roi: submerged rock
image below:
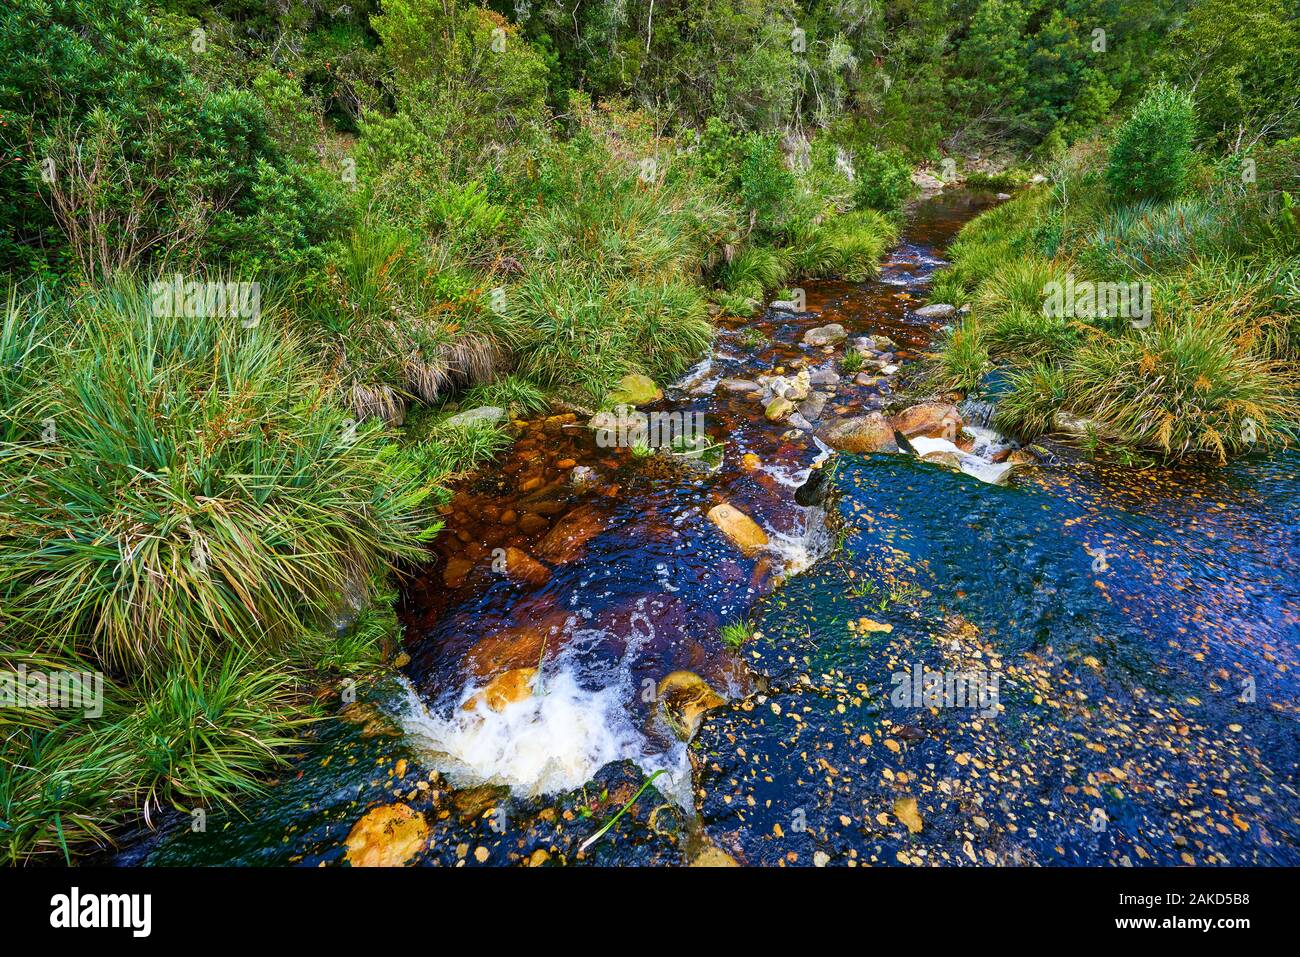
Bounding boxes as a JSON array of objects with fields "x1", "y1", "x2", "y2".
[
  {"x1": 343, "y1": 804, "x2": 428, "y2": 867},
  {"x1": 720, "y1": 378, "x2": 762, "y2": 394},
  {"x1": 463, "y1": 667, "x2": 538, "y2": 713},
  {"x1": 502, "y1": 547, "x2": 550, "y2": 585},
  {"x1": 817, "y1": 413, "x2": 899, "y2": 454},
  {"x1": 657, "y1": 671, "x2": 726, "y2": 740},
  {"x1": 535, "y1": 503, "x2": 605, "y2": 563},
  {"x1": 707, "y1": 502, "x2": 769, "y2": 555}
]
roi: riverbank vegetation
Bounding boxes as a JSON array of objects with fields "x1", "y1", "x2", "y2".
[
  {"x1": 1, "y1": 0, "x2": 1297, "y2": 860},
  {"x1": 930, "y1": 79, "x2": 1300, "y2": 460}
]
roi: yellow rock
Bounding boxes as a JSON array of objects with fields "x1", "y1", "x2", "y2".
[
  {"x1": 657, "y1": 670, "x2": 726, "y2": 740},
  {"x1": 463, "y1": 667, "x2": 538, "y2": 713},
  {"x1": 741, "y1": 453, "x2": 762, "y2": 470},
  {"x1": 707, "y1": 503, "x2": 769, "y2": 556},
  {"x1": 893, "y1": 796, "x2": 924, "y2": 834},
  {"x1": 344, "y1": 804, "x2": 428, "y2": 867},
  {"x1": 689, "y1": 843, "x2": 740, "y2": 867},
  {"x1": 857, "y1": 617, "x2": 893, "y2": 633}
]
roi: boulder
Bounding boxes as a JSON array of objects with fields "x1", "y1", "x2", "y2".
[
  {"x1": 707, "y1": 503, "x2": 769, "y2": 556},
  {"x1": 891, "y1": 402, "x2": 963, "y2": 440},
  {"x1": 921, "y1": 449, "x2": 964, "y2": 471},
  {"x1": 657, "y1": 671, "x2": 726, "y2": 740},
  {"x1": 913, "y1": 303, "x2": 957, "y2": 320},
  {"x1": 802, "y1": 323, "x2": 847, "y2": 347},
  {"x1": 809, "y1": 368, "x2": 841, "y2": 387},
  {"x1": 770, "y1": 298, "x2": 802, "y2": 313},
  {"x1": 344, "y1": 804, "x2": 428, "y2": 867},
  {"x1": 817, "y1": 413, "x2": 899, "y2": 454},
  {"x1": 444, "y1": 406, "x2": 505, "y2": 429},
  {"x1": 797, "y1": 392, "x2": 827, "y2": 422},
  {"x1": 764, "y1": 396, "x2": 794, "y2": 422},
  {"x1": 719, "y1": 378, "x2": 761, "y2": 394},
  {"x1": 1052, "y1": 411, "x2": 1098, "y2": 437},
  {"x1": 606, "y1": 373, "x2": 662, "y2": 407},
  {"x1": 912, "y1": 168, "x2": 946, "y2": 193}
]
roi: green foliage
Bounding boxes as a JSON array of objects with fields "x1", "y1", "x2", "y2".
[
  {"x1": 720, "y1": 619, "x2": 755, "y2": 650},
  {"x1": 1105, "y1": 83, "x2": 1198, "y2": 203},
  {"x1": 852, "y1": 145, "x2": 915, "y2": 213},
  {"x1": 0, "y1": 280, "x2": 435, "y2": 676},
  {"x1": 0, "y1": 0, "x2": 342, "y2": 280}
]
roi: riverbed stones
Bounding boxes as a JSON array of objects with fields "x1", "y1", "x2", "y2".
[
  {"x1": 657, "y1": 671, "x2": 726, "y2": 740},
  {"x1": 720, "y1": 378, "x2": 761, "y2": 393},
  {"x1": 809, "y1": 368, "x2": 840, "y2": 387},
  {"x1": 343, "y1": 803, "x2": 429, "y2": 867},
  {"x1": 802, "y1": 323, "x2": 847, "y2": 347},
  {"x1": 798, "y1": 392, "x2": 827, "y2": 421},
  {"x1": 817, "y1": 412, "x2": 898, "y2": 453},
  {"x1": 503, "y1": 547, "x2": 550, "y2": 585},
  {"x1": 463, "y1": 667, "x2": 538, "y2": 713},
  {"x1": 442, "y1": 556, "x2": 473, "y2": 587},
  {"x1": 764, "y1": 396, "x2": 794, "y2": 422},
  {"x1": 518, "y1": 513, "x2": 549, "y2": 535},
  {"x1": 707, "y1": 502, "x2": 769, "y2": 555},
  {"x1": 533, "y1": 503, "x2": 605, "y2": 563},
  {"x1": 913, "y1": 303, "x2": 957, "y2": 320},
  {"x1": 891, "y1": 401, "x2": 963, "y2": 440},
  {"x1": 606, "y1": 373, "x2": 662, "y2": 407}
]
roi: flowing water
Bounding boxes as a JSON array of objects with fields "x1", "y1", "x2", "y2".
[{"x1": 117, "y1": 190, "x2": 1300, "y2": 867}]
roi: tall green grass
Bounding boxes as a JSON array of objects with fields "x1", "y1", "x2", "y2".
[{"x1": 0, "y1": 281, "x2": 436, "y2": 673}]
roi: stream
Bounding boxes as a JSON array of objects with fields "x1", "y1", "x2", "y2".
[{"x1": 117, "y1": 190, "x2": 1300, "y2": 867}]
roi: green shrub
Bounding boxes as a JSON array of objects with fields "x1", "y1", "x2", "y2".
[
  {"x1": 852, "y1": 145, "x2": 915, "y2": 213},
  {"x1": 1105, "y1": 83, "x2": 1197, "y2": 203},
  {"x1": 985, "y1": 306, "x2": 1084, "y2": 364}
]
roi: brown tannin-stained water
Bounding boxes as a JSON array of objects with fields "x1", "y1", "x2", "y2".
[{"x1": 393, "y1": 191, "x2": 1001, "y2": 803}]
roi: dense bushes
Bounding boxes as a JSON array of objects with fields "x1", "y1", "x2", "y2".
[
  {"x1": 929, "y1": 96, "x2": 1300, "y2": 461},
  {"x1": 0, "y1": 0, "x2": 344, "y2": 281}
]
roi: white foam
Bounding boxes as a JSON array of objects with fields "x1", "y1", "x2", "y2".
[
  {"x1": 909, "y1": 435, "x2": 1015, "y2": 485},
  {"x1": 390, "y1": 603, "x2": 696, "y2": 807}
]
